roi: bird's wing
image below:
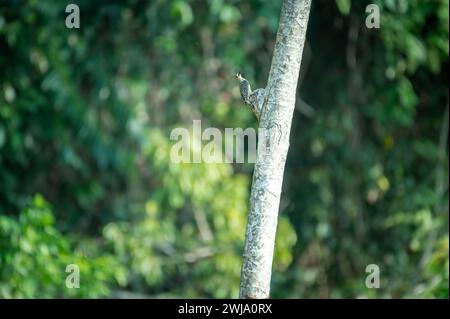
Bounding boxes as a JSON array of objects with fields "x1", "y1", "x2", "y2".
[{"x1": 239, "y1": 79, "x2": 251, "y2": 104}]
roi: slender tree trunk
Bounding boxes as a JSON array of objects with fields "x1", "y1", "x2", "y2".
[{"x1": 239, "y1": 0, "x2": 312, "y2": 299}]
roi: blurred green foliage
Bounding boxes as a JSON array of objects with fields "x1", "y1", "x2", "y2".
[
  {"x1": 0, "y1": 0, "x2": 448, "y2": 298},
  {"x1": 0, "y1": 195, "x2": 122, "y2": 297}
]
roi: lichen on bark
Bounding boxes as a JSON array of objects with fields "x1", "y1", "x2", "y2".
[{"x1": 239, "y1": 0, "x2": 312, "y2": 299}]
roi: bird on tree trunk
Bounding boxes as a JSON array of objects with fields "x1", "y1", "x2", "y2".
[{"x1": 235, "y1": 73, "x2": 266, "y2": 120}]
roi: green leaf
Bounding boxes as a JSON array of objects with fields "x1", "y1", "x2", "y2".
[
  {"x1": 171, "y1": 1, "x2": 194, "y2": 27},
  {"x1": 336, "y1": 0, "x2": 351, "y2": 15}
]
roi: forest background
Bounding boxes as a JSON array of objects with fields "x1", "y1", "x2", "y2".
[{"x1": 0, "y1": 0, "x2": 448, "y2": 298}]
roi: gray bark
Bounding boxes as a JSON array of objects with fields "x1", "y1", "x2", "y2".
[{"x1": 239, "y1": 0, "x2": 312, "y2": 299}]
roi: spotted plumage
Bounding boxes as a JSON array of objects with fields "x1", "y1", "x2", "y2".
[{"x1": 235, "y1": 73, "x2": 265, "y2": 120}]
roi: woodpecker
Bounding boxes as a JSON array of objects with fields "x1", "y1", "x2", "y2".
[{"x1": 235, "y1": 73, "x2": 265, "y2": 120}]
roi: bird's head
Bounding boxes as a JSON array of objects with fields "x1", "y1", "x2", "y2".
[{"x1": 235, "y1": 72, "x2": 244, "y2": 81}]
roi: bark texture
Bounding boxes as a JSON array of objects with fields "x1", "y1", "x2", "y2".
[{"x1": 239, "y1": 0, "x2": 312, "y2": 299}]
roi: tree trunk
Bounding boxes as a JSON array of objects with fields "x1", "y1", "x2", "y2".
[{"x1": 239, "y1": 0, "x2": 312, "y2": 299}]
